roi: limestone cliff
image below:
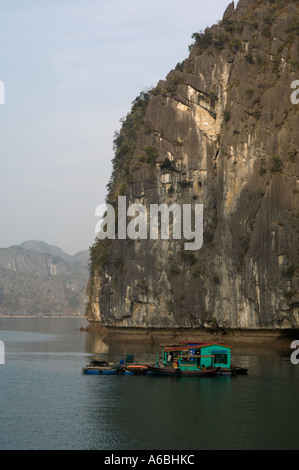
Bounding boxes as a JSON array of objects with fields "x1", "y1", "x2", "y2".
[
  {"x1": 86, "y1": 0, "x2": 299, "y2": 330},
  {"x1": 0, "y1": 245, "x2": 89, "y2": 316}
]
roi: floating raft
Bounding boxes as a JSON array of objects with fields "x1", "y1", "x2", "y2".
[
  {"x1": 82, "y1": 360, "x2": 152, "y2": 375},
  {"x1": 82, "y1": 360, "x2": 121, "y2": 375}
]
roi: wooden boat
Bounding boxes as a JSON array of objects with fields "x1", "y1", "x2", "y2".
[{"x1": 124, "y1": 364, "x2": 149, "y2": 375}]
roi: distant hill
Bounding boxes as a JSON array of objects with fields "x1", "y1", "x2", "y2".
[
  {"x1": 19, "y1": 240, "x2": 89, "y2": 267},
  {"x1": 0, "y1": 242, "x2": 90, "y2": 316}
]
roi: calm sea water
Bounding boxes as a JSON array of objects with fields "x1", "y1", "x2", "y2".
[{"x1": 0, "y1": 317, "x2": 298, "y2": 450}]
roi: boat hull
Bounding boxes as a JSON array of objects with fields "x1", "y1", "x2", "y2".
[
  {"x1": 82, "y1": 367, "x2": 120, "y2": 375},
  {"x1": 231, "y1": 367, "x2": 248, "y2": 375},
  {"x1": 215, "y1": 370, "x2": 232, "y2": 376},
  {"x1": 215, "y1": 367, "x2": 248, "y2": 376},
  {"x1": 124, "y1": 365, "x2": 149, "y2": 375},
  {"x1": 147, "y1": 365, "x2": 215, "y2": 377}
]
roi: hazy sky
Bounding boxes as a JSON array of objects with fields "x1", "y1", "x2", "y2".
[{"x1": 0, "y1": 0, "x2": 231, "y2": 254}]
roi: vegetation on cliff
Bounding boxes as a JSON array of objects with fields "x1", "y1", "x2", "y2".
[
  {"x1": 87, "y1": 0, "x2": 299, "y2": 329},
  {"x1": 107, "y1": 91, "x2": 151, "y2": 203}
]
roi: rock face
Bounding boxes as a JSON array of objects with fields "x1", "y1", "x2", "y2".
[{"x1": 87, "y1": 0, "x2": 299, "y2": 330}]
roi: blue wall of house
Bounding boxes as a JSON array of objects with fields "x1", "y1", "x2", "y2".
[{"x1": 201, "y1": 344, "x2": 231, "y2": 368}]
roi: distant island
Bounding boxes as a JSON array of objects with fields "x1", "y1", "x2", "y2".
[{"x1": 0, "y1": 240, "x2": 90, "y2": 316}]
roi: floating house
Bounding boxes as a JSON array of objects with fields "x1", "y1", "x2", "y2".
[{"x1": 148, "y1": 341, "x2": 232, "y2": 376}]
